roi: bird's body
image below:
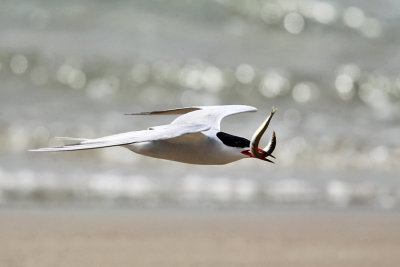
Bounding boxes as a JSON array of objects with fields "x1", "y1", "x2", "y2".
[
  {"x1": 125, "y1": 131, "x2": 245, "y2": 165},
  {"x1": 30, "y1": 105, "x2": 276, "y2": 165}
]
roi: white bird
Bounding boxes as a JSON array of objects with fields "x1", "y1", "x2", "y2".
[{"x1": 30, "y1": 105, "x2": 277, "y2": 165}]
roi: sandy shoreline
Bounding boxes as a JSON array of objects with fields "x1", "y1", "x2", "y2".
[{"x1": 1, "y1": 207, "x2": 399, "y2": 267}]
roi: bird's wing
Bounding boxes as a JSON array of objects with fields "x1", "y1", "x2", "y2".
[
  {"x1": 126, "y1": 105, "x2": 257, "y2": 131},
  {"x1": 125, "y1": 107, "x2": 201, "y2": 115},
  {"x1": 172, "y1": 105, "x2": 257, "y2": 131},
  {"x1": 29, "y1": 123, "x2": 210, "y2": 152}
]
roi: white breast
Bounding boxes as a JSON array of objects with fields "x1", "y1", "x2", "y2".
[{"x1": 124, "y1": 137, "x2": 244, "y2": 165}]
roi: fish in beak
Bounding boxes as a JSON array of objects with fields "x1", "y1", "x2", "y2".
[{"x1": 249, "y1": 107, "x2": 277, "y2": 162}]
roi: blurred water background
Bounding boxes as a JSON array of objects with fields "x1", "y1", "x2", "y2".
[{"x1": 1, "y1": 0, "x2": 400, "y2": 210}]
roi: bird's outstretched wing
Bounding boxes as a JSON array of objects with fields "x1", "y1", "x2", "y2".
[
  {"x1": 29, "y1": 123, "x2": 210, "y2": 152},
  {"x1": 126, "y1": 107, "x2": 201, "y2": 115},
  {"x1": 127, "y1": 105, "x2": 257, "y2": 131},
  {"x1": 172, "y1": 105, "x2": 257, "y2": 131}
]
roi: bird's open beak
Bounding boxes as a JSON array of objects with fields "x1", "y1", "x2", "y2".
[
  {"x1": 241, "y1": 149, "x2": 275, "y2": 163},
  {"x1": 249, "y1": 107, "x2": 277, "y2": 162}
]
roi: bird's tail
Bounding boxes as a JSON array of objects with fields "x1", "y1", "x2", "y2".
[{"x1": 29, "y1": 136, "x2": 94, "y2": 152}]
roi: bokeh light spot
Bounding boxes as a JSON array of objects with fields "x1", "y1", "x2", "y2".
[
  {"x1": 343, "y1": 7, "x2": 365, "y2": 29},
  {"x1": 259, "y1": 71, "x2": 290, "y2": 98},
  {"x1": 202, "y1": 66, "x2": 224, "y2": 93},
  {"x1": 335, "y1": 74, "x2": 354, "y2": 100},
  {"x1": 312, "y1": 2, "x2": 337, "y2": 24},
  {"x1": 10, "y1": 54, "x2": 28, "y2": 74},
  {"x1": 292, "y1": 82, "x2": 313, "y2": 103},
  {"x1": 284, "y1": 12, "x2": 305, "y2": 34},
  {"x1": 235, "y1": 64, "x2": 255, "y2": 84}
]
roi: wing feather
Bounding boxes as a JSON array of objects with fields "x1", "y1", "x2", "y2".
[
  {"x1": 125, "y1": 107, "x2": 201, "y2": 115},
  {"x1": 126, "y1": 105, "x2": 257, "y2": 131},
  {"x1": 30, "y1": 123, "x2": 210, "y2": 152},
  {"x1": 172, "y1": 105, "x2": 257, "y2": 131},
  {"x1": 32, "y1": 105, "x2": 257, "y2": 152}
]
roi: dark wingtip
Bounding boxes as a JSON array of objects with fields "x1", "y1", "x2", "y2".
[{"x1": 124, "y1": 112, "x2": 149, "y2": 115}]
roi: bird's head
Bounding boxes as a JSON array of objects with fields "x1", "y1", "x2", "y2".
[
  {"x1": 218, "y1": 107, "x2": 277, "y2": 163},
  {"x1": 216, "y1": 131, "x2": 276, "y2": 163}
]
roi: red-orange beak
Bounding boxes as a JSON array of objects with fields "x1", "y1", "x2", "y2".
[{"x1": 241, "y1": 149, "x2": 275, "y2": 163}]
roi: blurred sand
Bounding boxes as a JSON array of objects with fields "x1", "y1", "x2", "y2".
[{"x1": 0, "y1": 208, "x2": 399, "y2": 267}]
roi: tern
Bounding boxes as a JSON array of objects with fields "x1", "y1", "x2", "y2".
[{"x1": 30, "y1": 105, "x2": 277, "y2": 165}]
